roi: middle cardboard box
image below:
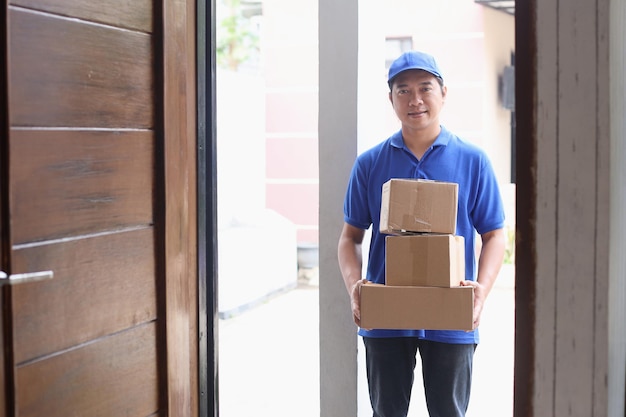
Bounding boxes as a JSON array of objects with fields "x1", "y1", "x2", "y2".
[{"x1": 385, "y1": 234, "x2": 465, "y2": 288}]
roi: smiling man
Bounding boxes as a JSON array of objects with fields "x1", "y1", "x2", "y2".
[{"x1": 337, "y1": 51, "x2": 507, "y2": 417}]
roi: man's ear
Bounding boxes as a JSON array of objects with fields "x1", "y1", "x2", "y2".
[
  {"x1": 388, "y1": 91, "x2": 393, "y2": 104},
  {"x1": 441, "y1": 85, "x2": 448, "y2": 101}
]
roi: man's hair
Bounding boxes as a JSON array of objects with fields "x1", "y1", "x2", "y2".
[{"x1": 389, "y1": 75, "x2": 445, "y2": 92}]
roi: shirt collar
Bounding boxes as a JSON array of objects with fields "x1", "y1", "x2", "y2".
[{"x1": 390, "y1": 125, "x2": 452, "y2": 149}]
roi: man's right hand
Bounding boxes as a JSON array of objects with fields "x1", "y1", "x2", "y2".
[
  {"x1": 350, "y1": 278, "x2": 368, "y2": 327},
  {"x1": 337, "y1": 222, "x2": 367, "y2": 327}
]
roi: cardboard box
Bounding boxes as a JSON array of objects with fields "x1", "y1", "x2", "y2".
[
  {"x1": 385, "y1": 234, "x2": 465, "y2": 287},
  {"x1": 379, "y1": 179, "x2": 458, "y2": 234},
  {"x1": 360, "y1": 283, "x2": 474, "y2": 331}
]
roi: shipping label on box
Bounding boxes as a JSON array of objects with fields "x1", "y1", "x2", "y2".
[
  {"x1": 385, "y1": 234, "x2": 465, "y2": 287},
  {"x1": 360, "y1": 283, "x2": 474, "y2": 331},
  {"x1": 379, "y1": 179, "x2": 458, "y2": 235}
]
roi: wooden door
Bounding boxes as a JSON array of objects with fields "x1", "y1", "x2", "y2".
[{"x1": 2, "y1": 1, "x2": 198, "y2": 416}]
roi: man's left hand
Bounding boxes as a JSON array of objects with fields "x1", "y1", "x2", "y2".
[{"x1": 460, "y1": 280, "x2": 487, "y2": 329}]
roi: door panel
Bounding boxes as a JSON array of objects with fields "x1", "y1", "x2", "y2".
[
  {"x1": 11, "y1": 228, "x2": 156, "y2": 363},
  {"x1": 10, "y1": 129, "x2": 153, "y2": 244},
  {"x1": 9, "y1": 8, "x2": 153, "y2": 128},
  {"x1": 11, "y1": 0, "x2": 153, "y2": 32},
  {"x1": 4, "y1": 1, "x2": 172, "y2": 416},
  {"x1": 15, "y1": 323, "x2": 158, "y2": 417}
]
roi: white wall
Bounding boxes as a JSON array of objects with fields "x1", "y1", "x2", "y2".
[{"x1": 482, "y1": 8, "x2": 515, "y2": 184}]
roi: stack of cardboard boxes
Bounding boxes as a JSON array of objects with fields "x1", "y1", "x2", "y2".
[{"x1": 360, "y1": 179, "x2": 474, "y2": 331}]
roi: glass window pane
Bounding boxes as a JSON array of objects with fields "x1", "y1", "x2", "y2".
[{"x1": 216, "y1": 0, "x2": 319, "y2": 415}]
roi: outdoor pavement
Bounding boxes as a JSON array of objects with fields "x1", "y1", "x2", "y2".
[{"x1": 218, "y1": 264, "x2": 515, "y2": 417}]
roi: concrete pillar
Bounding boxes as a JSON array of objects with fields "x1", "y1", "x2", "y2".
[{"x1": 318, "y1": 0, "x2": 359, "y2": 416}]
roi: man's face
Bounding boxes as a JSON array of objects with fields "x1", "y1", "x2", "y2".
[{"x1": 389, "y1": 69, "x2": 447, "y2": 134}]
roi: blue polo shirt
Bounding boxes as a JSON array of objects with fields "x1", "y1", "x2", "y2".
[{"x1": 343, "y1": 125, "x2": 505, "y2": 344}]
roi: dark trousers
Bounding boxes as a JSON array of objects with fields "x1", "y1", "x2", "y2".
[{"x1": 363, "y1": 337, "x2": 477, "y2": 417}]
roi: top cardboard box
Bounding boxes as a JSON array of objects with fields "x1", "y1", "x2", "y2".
[{"x1": 379, "y1": 179, "x2": 458, "y2": 235}]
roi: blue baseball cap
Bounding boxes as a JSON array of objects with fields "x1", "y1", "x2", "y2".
[{"x1": 387, "y1": 51, "x2": 443, "y2": 87}]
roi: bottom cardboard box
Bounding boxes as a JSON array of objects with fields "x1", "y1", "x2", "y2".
[{"x1": 360, "y1": 283, "x2": 474, "y2": 331}]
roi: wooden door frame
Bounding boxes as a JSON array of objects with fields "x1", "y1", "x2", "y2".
[
  {"x1": 512, "y1": 0, "x2": 534, "y2": 413},
  {"x1": 161, "y1": 0, "x2": 207, "y2": 416},
  {"x1": 512, "y1": 0, "x2": 533, "y2": 415}
]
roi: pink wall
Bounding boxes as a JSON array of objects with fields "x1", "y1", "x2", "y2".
[{"x1": 263, "y1": 0, "x2": 319, "y2": 245}]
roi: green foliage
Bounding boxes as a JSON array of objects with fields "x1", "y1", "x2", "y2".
[
  {"x1": 503, "y1": 226, "x2": 515, "y2": 264},
  {"x1": 216, "y1": 0, "x2": 260, "y2": 71}
]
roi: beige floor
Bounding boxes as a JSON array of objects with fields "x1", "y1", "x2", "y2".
[{"x1": 219, "y1": 264, "x2": 515, "y2": 417}]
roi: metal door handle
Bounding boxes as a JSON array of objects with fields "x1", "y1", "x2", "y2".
[{"x1": 0, "y1": 270, "x2": 53, "y2": 286}]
